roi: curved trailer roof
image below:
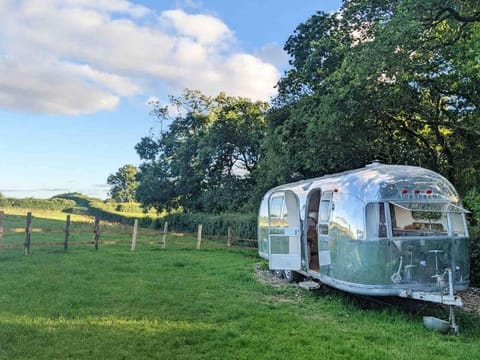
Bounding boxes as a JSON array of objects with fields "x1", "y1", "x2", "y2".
[{"x1": 265, "y1": 162, "x2": 459, "y2": 204}]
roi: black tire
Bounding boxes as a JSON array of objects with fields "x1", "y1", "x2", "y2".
[
  {"x1": 282, "y1": 270, "x2": 301, "y2": 283},
  {"x1": 272, "y1": 270, "x2": 283, "y2": 278}
]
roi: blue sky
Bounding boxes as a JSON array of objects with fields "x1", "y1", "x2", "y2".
[{"x1": 0, "y1": 0, "x2": 341, "y2": 199}]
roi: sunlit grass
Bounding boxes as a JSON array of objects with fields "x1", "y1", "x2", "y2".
[
  {"x1": 0, "y1": 314, "x2": 215, "y2": 334},
  {"x1": 1, "y1": 207, "x2": 93, "y2": 223}
]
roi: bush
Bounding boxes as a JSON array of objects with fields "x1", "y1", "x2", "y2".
[
  {"x1": 468, "y1": 226, "x2": 480, "y2": 287},
  {"x1": 156, "y1": 212, "x2": 257, "y2": 243},
  {"x1": 87, "y1": 200, "x2": 154, "y2": 227}
]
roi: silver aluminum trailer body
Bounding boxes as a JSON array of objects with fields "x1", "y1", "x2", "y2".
[{"x1": 258, "y1": 163, "x2": 469, "y2": 307}]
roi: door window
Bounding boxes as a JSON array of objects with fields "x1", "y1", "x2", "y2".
[{"x1": 318, "y1": 191, "x2": 333, "y2": 236}]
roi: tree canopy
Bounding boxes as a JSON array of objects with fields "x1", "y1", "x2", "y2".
[
  {"x1": 135, "y1": 90, "x2": 268, "y2": 213},
  {"x1": 264, "y1": 0, "x2": 480, "y2": 194},
  {"x1": 107, "y1": 164, "x2": 138, "y2": 203}
]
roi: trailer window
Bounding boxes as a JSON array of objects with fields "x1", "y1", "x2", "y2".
[
  {"x1": 269, "y1": 195, "x2": 289, "y2": 227},
  {"x1": 270, "y1": 196, "x2": 283, "y2": 220},
  {"x1": 366, "y1": 203, "x2": 387, "y2": 239},
  {"x1": 318, "y1": 199, "x2": 331, "y2": 235},
  {"x1": 390, "y1": 202, "x2": 449, "y2": 237},
  {"x1": 450, "y1": 212, "x2": 467, "y2": 236},
  {"x1": 258, "y1": 199, "x2": 269, "y2": 254}
]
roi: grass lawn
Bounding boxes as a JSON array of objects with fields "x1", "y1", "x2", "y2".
[
  {"x1": 0, "y1": 243, "x2": 479, "y2": 359},
  {"x1": 0, "y1": 210, "x2": 479, "y2": 359}
]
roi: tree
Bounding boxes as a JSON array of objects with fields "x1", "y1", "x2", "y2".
[
  {"x1": 135, "y1": 90, "x2": 268, "y2": 213},
  {"x1": 263, "y1": 0, "x2": 480, "y2": 193},
  {"x1": 107, "y1": 164, "x2": 139, "y2": 202}
]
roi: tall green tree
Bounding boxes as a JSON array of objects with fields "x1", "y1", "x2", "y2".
[
  {"x1": 135, "y1": 90, "x2": 268, "y2": 213},
  {"x1": 262, "y1": 0, "x2": 480, "y2": 193},
  {"x1": 107, "y1": 164, "x2": 139, "y2": 202}
]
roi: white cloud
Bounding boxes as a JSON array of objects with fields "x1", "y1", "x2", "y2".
[
  {"x1": 0, "y1": 0, "x2": 279, "y2": 115},
  {"x1": 162, "y1": 9, "x2": 232, "y2": 45},
  {"x1": 0, "y1": 56, "x2": 119, "y2": 115},
  {"x1": 255, "y1": 42, "x2": 290, "y2": 69}
]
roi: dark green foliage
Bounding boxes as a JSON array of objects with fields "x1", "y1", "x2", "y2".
[
  {"x1": 157, "y1": 212, "x2": 257, "y2": 242},
  {"x1": 135, "y1": 90, "x2": 267, "y2": 213},
  {"x1": 463, "y1": 190, "x2": 480, "y2": 225},
  {"x1": 468, "y1": 226, "x2": 480, "y2": 287},
  {"x1": 462, "y1": 190, "x2": 480, "y2": 286},
  {"x1": 107, "y1": 164, "x2": 138, "y2": 202},
  {"x1": 269, "y1": 0, "x2": 480, "y2": 193}
]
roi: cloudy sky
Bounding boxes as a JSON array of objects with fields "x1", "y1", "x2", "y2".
[{"x1": 0, "y1": 0, "x2": 341, "y2": 199}]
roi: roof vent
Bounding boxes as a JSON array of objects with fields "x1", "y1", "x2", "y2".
[{"x1": 366, "y1": 160, "x2": 382, "y2": 168}]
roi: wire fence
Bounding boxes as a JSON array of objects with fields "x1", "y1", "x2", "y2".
[{"x1": 0, "y1": 210, "x2": 258, "y2": 254}]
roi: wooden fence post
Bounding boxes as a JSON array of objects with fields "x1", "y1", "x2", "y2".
[
  {"x1": 24, "y1": 212, "x2": 32, "y2": 255},
  {"x1": 64, "y1": 215, "x2": 71, "y2": 251},
  {"x1": 227, "y1": 226, "x2": 232, "y2": 248},
  {"x1": 131, "y1": 219, "x2": 138, "y2": 251},
  {"x1": 93, "y1": 217, "x2": 100, "y2": 250},
  {"x1": 0, "y1": 211, "x2": 4, "y2": 245},
  {"x1": 196, "y1": 224, "x2": 203, "y2": 250},
  {"x1": 162, "y1": 221, "x2": 168, "y2": 249}
]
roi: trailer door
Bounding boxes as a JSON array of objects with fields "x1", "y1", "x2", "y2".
[{"x1": 268, "y1": 191, "x2": 301, "y2": 271}]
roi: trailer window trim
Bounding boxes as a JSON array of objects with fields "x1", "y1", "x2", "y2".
[{"x1": 389, "y1": 201, "x2": 469, "y2": 214}]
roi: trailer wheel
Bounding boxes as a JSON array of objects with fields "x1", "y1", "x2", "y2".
[
  {"x1": 283, "y1": 270, "x2": 300, "y2": 283},
  {"x1": 273, "y1": 270, "x2": 283, "y2": 278}
]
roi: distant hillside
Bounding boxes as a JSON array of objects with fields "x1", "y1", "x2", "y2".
[
  {"x1": 0, "y1": 192, "x2": 158, "y2": 227},
  {"x1": 0, "y1": 194, "x2": 76, "y2": 211},
  {"x1": 54, "y1": 193, "x2": 158, "y2": 226}
]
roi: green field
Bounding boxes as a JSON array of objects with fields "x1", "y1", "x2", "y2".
[{"x1": 0, "y1": 211, "x2": 479, "y2": 359}]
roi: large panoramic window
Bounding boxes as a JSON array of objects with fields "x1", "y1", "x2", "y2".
[
  {"x1": 392, "y1": 201, "x2": 470, "y2": 237},
  {"x1": 366, "y1": 201, "x2": 468, "y2": 238},
  {"x1": 390, "y1": 202, "x2": 448, "y2": 237}
]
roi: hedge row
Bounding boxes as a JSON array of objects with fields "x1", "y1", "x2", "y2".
[
  {"x1": 468, "y1": 226, "x2": 480, "y2": 287},
  {"x1": 0, "y1": 197, "x2": 76, "y2": 211},
  {"x1": 87, "y1": 201, "x2": 155, "y2": 228},
  {"x1": 156, "y1": 212, "x2": 257, "y2": 241}
]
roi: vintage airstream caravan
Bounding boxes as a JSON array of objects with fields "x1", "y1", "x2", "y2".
[{"x1": 258, "y1": 163, "x2": 469, "y2": 331}]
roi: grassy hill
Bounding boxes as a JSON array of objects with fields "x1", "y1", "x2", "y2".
[{"x1": 0, "y1": 192, "x2": 158, "y2": 226}]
